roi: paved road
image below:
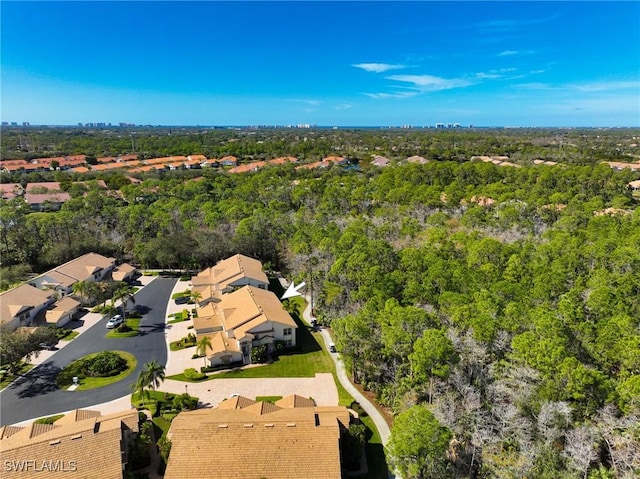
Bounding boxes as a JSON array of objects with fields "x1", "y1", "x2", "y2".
[
  {"x1": 299, "y1": 294, "x2": 392, "y2": 446},
  {"x1": 0, "y1": 278, "x2": 177, "y2": 426}
]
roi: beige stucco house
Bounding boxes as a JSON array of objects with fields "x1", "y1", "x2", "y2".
[{"x1": 194, "y1": 285, "x2": 297, "y2": 366}]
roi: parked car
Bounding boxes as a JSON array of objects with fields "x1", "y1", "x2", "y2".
[
  {"x1": 329, "y1": 343, "x2": 337, "y2": 353},
  {"x1": 106, "y1": 315, "x2": 124, "y2": 329}
]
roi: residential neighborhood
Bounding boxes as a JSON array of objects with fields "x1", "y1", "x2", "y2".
[{"x1": 0, "y1": 253, "x2": 381, "y2": 478}]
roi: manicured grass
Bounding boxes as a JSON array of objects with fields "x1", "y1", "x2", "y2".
[
  {"x1": 59, "y1": 330, "x2": 79, "y2": 341},
  {"x1": 360, "y1": 415, "x2": 389, "y2": 479},
  {"x1": 35, "y1": 414, "x2": 64, "y2": 424},
  {"x1": 0, "y1": 363, "x2": 35, "y2": 389},
  {"x1": 152, "y1": 416, "x2": 173, "y2": 439},
  {"x1": 333, "y1": 372, "x2": 355, "y2": 407},
  {"x1": 255, "y1": 396, "x2": 283, "y2": 403},
  {"x1": 169, "y1": 338, "x2": 196, "y2": 351},
  {"x1": 211, "y1": 302, "x2": 335, "y2": 379},
  {"x1": 105, "y1": 318, "x2": 140, "y2": 338},
  {"x1": 57, "y1": 350, "x2": 137, "y2": 391},
  {"x1": 166, "y1": 372, "x2": 207, "y2": 382}
]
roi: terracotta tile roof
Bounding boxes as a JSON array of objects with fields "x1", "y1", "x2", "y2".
[
  {"x1": 45, "y1": 296, "x2": 81, "y2": 324},
  {"x1": 228, "y1": 161, "x2": 266, "y2": 174},
  {"x1": 0, "y1": 408, "x2": 138, "y2": 479},
  {"x1": 25, "y1": 182, "x2": 62, "y2": 192},
  {"x1": 220, "y1": 286, "x2": 296, "y2": 331},
  {"x1": 71, "y1": 166, "x2": 90, "y2": 173},
  {"x1": 268, "y1": 156, "x2": 298, "y2": 165},
  {"x1": 111, "y1": 263, "x2": 137, "y2": 282},
  {"x1": 275, "y1": 394, "x2": 316, "y2": 408},
  {"x1": 33, "y1": 270, "x2": 77, "y2": 290},
  {"x1": 295, "y1": 160, "x2": 327, "y2": 170},
  {"x1": 217, "y1": 396, "x2": 257, "y2": 410},
  {"x1": 51, "y1": 253, "x2": 115, "y2": 283},
  {"x1": 371, "y1": 155, "x2": 390, "y2": 166},
  {"x1": 1, "y1": 183, "x2": 22, "y2": 199},
  {"x1": 0, "y1": 284, "x2": 54, "y2": 324},
  {"x1": 192, "y1": 254, "x2": 268, "y2": 291},
  {"x1": 165, "y1": 397, "x2": 347, "y2": 479},
  {"x1": 187, "y1": 154, "x2": 207, "y2": 162}
]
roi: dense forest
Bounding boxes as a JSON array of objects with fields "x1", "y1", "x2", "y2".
[{"x1": 1, "y1": 128, "x2": 640, "y2": 478}]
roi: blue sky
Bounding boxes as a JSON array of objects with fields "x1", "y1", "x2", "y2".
[{"x1": 2, "y1": 1, "x2": 639, "y2": 127}]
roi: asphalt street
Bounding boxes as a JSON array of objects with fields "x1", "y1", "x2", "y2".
[{"x1": 0, "y1": 278, "x2": 177, "y2": 426}]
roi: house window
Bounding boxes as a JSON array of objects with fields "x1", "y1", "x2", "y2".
[
  {"x1": 286, "y1": 340, "x2": 293, "y2": 347},
  {"x1": 283, "y1": 328, "x2": 292, "y2": 336}
]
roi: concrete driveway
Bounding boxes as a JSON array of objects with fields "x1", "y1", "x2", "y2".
[{"x1": 157, "y1": 373, "x2": 338, "y2": 408}]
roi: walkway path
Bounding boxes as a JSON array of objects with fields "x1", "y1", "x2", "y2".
[{"x1": 300, "y1": 294, "x2": 392, "y2": 445}]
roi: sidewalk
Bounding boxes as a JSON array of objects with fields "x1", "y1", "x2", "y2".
[{"x1": 300, "y1": 292, "x2": 392, "y2": 446}]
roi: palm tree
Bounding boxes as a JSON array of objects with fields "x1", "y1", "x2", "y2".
[
  {"x1": 71, "y1": 280, "x2": 90, "y2": 307},
  {"x1": 131, "y1": 370, "x2": 150, "y2": 406},
  {"x1": 144, "y1": 360, "x2": 166, "y2": 398},
  {"x1": 133, "y1": 360, "x2": 166, "y2": 411},
  {"x1": 190, "y1": 289, "x2": 202, "y2": 306},
  {"x1": 196, "y1": 335, "x2": 212, "y2": 367},
  {"x1": 112, "y1": 285, "x2": 136, "y2": 321}
]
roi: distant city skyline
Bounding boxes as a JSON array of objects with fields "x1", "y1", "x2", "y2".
[{"x1": 2, "y1": 1, "x2": 639, "y2": 127}]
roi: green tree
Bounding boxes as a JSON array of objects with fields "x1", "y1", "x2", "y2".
[
  {"x1": 196, "y1": 335, "x2": 212, "y2": 367},
  {"x1": 386, "y1": 404, "x2": 453, "y2": 479}
]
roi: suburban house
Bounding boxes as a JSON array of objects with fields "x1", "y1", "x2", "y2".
[
  {"x1": 219, "y1": 155, "x2": 238, "y2": 167},
  {"x1": 0, "y1": 284, "x2": 55, "y2": 329},
  {"x1": 370, "y1": 155, "x2": 390, "y2": 167},
  {"x1": 0, "y1": 408, "x2": 139, "y2": 479},
  {"x1": 190, "y1": 254, "x2": 269, "y2": 305},
  {"x1": 28, "y1": 253, "x2": 116, "y2": 295},
  {"x1": 111, "y1": 263, "x2": 138, "y2": 282},
  {"x1": 164, "y1": 395, "x2": 350, "y2": 479},
  {"x1": 193, "y1": 285, "x2": 297, "y2": 366},
  {"x1": 45, "y1": 296, "x2": 81, "y2": 327}
]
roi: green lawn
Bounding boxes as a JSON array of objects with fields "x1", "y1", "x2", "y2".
[
  {"x1": 35, "y1": 414, "x2": 64, "y2": 424},
  {"x1": 59, "y1": 330, "x2": 79, "y2": 341},
  {"x1": 105, "y1": 318, "x2": 140, "y2": 338},
  {"x1": 57, "y1": 350, "x2": 137, "y2": 391},
  {"x1": 211, "y1": 328, "x2": 334, "y2": 379},
  {"x1": 360, "y1": 415, "x2": 389, "y2": 479},
  {"x1": 255, "y1": 396, "x2": 283, "y2": 403}
]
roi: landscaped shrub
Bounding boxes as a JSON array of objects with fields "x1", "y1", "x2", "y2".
[
  {"x1": 85, "y1": 351, "x2": 127, "y2": 377},
  {"x1": 183, "y1": 368, "x2": 206, "y2": 381},
  {"x1": 172, "y1": 393, "x2": 198, "y2": 410},
  {"x1": 274, "y1": 340, "x2": 286, "y2": 353},
  {"x1": 127, "y1": 310, "x2": 142, "y2": 319},
  {"x1": 251, "y1": 345, "x2": 268, "y2": 363}
]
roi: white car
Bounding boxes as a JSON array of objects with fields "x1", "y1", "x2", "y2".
[{"x1": 106, "y1": 315, "x2": 124, "y2": 329}]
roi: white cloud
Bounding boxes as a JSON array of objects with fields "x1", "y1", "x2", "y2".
[
  {"x1": 335, "y1": 103, "x2": 353, "y2": 110},
  {"x1": 514, "y1": 80, "x2": 640, "y2": 93},
  {"x1": 363, "y1": 91, "x2": 419, "y2": 100},
  {"x1": 571, "y1": 81, "x2": 639, "y2": 92},
  {"x1": 353, "y1": 63, "x2": 406, "y2": 73},
  {"x1": 498, "y1": 50, "x2": 534, "y2": 57},
  {"x1": 386, "y1": 74, "x2": 473, "y2": 92},
  {"x1": 288, "y1": 99, "x2": 321, "y2": 106}
]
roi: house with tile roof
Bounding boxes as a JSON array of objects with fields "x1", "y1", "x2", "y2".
[
  {"x1": 45, "y1": 296, "x2": 81, "y2": 327},
  {"x1": 191, "y1": 254, "x2": 269, "y2": 299},
  {"x1": 194, "y1": 285, "x2": 297, "y2": 366},
  {"x1": 0, "y1": 408, "x2": 139, "y2": 479},
  {"x1": 164, "y1": 395, "x2": 350, "y2": 479},
  {"x1": 111, "y1": 263, "x2": 138, "y2": 282},
  {"x1": 0, "y1": 284, "x2": 55, "y2": 329},
  {"x1": 28, "y1": 253, "x2": 116, "y2": 295}
]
